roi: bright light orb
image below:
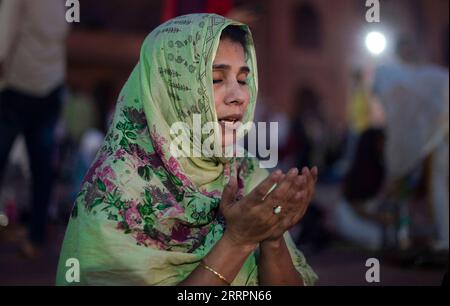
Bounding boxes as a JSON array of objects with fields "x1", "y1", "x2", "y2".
[
  {"x1": 0, "y1": 212, "x2": 8, "y2": 227},
  {"x1": 365, "y1": 31, "x2": 387, "y2": 55}
]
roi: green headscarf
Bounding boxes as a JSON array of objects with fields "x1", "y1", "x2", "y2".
[{"x1": 56, "y1": 14, "x2": 317, "y2": 286}]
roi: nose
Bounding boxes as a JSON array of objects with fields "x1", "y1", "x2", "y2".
[{"x1": 224, "y1": 82, "x2": 247, "y2": 106}]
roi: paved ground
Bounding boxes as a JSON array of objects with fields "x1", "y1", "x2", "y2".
[
  {"x1": 0, "y1": 224, "x2": 63, "y2": 286},
  {"x1": 0, "y1": 223, "x2": 446, "y2": 286},
  {"x1": 308, "y1": 245, "x2": 446, "y2": 286}
]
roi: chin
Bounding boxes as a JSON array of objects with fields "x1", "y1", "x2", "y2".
[{"x1": 221, "y1": 136, "x2": 235, "y2": 148}]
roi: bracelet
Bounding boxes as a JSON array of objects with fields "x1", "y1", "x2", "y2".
[{"x1": 200, "y1": 260, "x2": 231, "y2": 285}]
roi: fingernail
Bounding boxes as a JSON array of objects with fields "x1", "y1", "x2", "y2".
[
  {"x1": 313, "y1": 167, "x2": 319, "y2": 175},
  {"x1": 289, "y1": 168, "x2": 298, "y2": 175}
]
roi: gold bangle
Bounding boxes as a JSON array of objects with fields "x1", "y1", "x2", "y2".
[{"x1": 200, "y1": 261, "x2": 231, "y2": 285}]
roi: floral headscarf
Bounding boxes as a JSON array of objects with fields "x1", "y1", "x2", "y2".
[{"x1": 56, "y1": 14, "x2": 317, "y2": 286}]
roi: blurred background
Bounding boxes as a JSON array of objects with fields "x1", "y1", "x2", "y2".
[{"x1": 0, "y1": 0, "x2": 448, "y2": 285}]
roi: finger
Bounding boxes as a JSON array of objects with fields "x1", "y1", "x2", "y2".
[
  {"x1": 266, "y1": 168, "x2": 298, "y2": 203},
  {"x1": 250, "y1": 169, "x2": 283, "y2": 203},
  {"x1": 302, "y1": 167, "x2": 314, "y2": 201},
  {"x1": 282, "y1": 192, "x2": 306, "y2": 230},
  {"x1": 264, "y1": 170, "x2": 301, "y2": 221},
  {"x1": 291, "y1": 190, "x2": 306, "y2": 214},
  {"x1": 289, "y1": 190, "x2": 308, "y2": 225},
  {"x1": 302, "y1": 167, "x2": 311, "y2": 178},
  {"x1": 286, "y1": 175, "x2": 306, "y2": 202},
  {"x1": 306, "y1": 168, "x2": 317, "y2": 203},
  {"x1": 294, "y1": 189, "x2": 305, "y2": 201},
  {"x1": 281, "y1": 175, "x2": 306, "y2": 217}
]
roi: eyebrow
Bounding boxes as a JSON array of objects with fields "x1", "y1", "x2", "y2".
[{"x1": 212, "y1": 64, "x2": 250, "y2": 74}]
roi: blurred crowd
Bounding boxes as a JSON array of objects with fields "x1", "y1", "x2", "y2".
[
  {"x1": 0, "y1": 0, "x2": 448, "y2": 283},
  {"x1": 278, "y1": 37, "x2": 449, "y2": 266}
]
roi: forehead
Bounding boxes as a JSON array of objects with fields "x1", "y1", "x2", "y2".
[{"x1": 213, "y1": 39, "x2": 246, "y2": 64}]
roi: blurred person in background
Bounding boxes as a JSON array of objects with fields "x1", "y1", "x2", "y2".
[
  {"x1": 287, "y1": 88, "x2": 324, "y2": 173},
  {"x1": 55, "y1": 89, "x2": 104, "y2": 218},
  {"x1": 334, "y1": 128, "x2": 392, "y2": 251},
  {"x1": 372, "y1": 36, "x2": 449, "y2": 254},
  {"x1": 287, "y1": 87, "x2": 345, "y2": 184},
  {"x1": 338, "y1": 69, "x2": 372, "y2": 176},
  {"x1": 277, "y1": 88, "x2": 333, "y2": 254},
  {"x1": 0, "y1": 0, "x2": 69, "y2": 258},
  {"x1": 347, "y1": 70, "x2": 371, "y2": 137}
]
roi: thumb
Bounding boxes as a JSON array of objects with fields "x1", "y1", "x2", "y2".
[{"x1": 220, "y1": 177, "x2": 238, "y2": 211}]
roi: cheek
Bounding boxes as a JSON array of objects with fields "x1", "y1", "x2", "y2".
[
  {"x1": 214, "y1": 89, "x2": 224, "y2": 116},
  {"x1": 242, "y1": 89, "x2": 251, "y2": 110}
]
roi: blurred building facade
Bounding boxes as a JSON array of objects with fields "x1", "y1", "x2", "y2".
[
  {"x1": 67, "y1": 0, "x2": 449, "y2": 132},
  {"x1": 254, "y1": 0, "x2": 448, "y2": 129}
]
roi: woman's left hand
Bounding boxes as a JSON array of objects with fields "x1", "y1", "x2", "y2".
[{"x1": 262, "y1": 166, "x2": 318, "y2": 244}]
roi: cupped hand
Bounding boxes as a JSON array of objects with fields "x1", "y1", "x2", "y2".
[{"x1": 262, "y1": 166, "x2": 318, "y2": 242}]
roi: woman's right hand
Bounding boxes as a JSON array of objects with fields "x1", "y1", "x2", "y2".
[{"x1": 219, "y1": 170, "x2": 286, "y2": 249}]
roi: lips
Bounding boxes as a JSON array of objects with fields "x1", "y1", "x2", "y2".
[
  {"x1": 218, "y1": 114, "x2": 243, "y2": 123},
  {"x1": 218, "y1": 114, "x2": 243, "y2": 129}
]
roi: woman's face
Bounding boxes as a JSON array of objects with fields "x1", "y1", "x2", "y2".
[{"x1": 213, "y1": 38, "x2": 250, "y2": 147}]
